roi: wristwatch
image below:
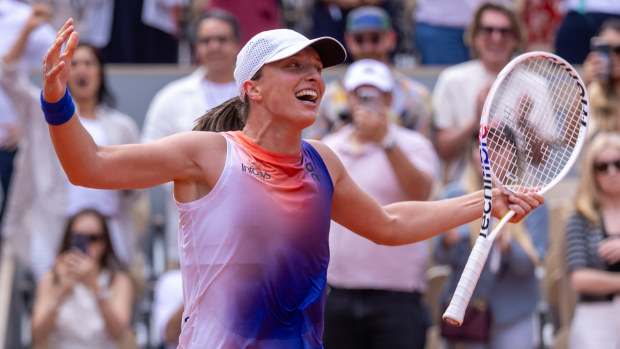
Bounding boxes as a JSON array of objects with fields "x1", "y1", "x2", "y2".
[{"x1": 381, "y1": 132, "x2": 397, "y2": 151}]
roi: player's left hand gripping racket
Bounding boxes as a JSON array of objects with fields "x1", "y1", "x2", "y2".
[{"x1": 442, "y1": 51, "x2": 589, "y2": 327}]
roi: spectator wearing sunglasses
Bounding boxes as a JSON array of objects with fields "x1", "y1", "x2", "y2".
[
  {"x1": 431, "y1": 2, "x2": 525, "y2": 185},
  {"x1": 582, "y1": 19, "x2": 620, "y2": 138},
  {"x1": 412, "y1": 0, "x2": 511, "y2": 65},
  {"x1": 565, "y1": 132, "x2": 620, "y2": 349},
  {"x1": 31, "y1": 208, "x2": 133, "y2": 349},
  {"x1": 306, "y1": 6, "x2": 432, "y2": 140}
]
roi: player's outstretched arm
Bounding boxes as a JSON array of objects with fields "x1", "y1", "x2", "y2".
[
  {"x1": 311, "y1": 141, "x2": 544, "y2": 246},
  {"x1": 41, "y1": 20, "x2": 223, "y2": 191}
]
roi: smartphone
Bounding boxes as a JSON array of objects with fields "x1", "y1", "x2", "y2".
[
  {"x1": 70, "y1": 235, "x2": 88, "y2": 253},
  {"x1": 591, "y1": 36, "x2": 611, "y2": 79}
]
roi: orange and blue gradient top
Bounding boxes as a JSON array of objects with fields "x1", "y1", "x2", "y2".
[{"x1": 176, "y1": 131, "x2": 333, "y2": 348}]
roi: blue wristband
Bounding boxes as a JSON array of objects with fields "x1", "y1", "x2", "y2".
[{"x1": 41, "y1": 86, "x2": 75, "y2": 126}]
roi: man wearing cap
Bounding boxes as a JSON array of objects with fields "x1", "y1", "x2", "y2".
[
  {"x1": 307, "y1": 5, "x2": 432, "y2": 140},
  {"x1": 321, "y1": 59, "x2": 438, "y2": 349}
]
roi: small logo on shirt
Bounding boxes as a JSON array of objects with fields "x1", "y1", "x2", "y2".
[
  {"x1": 242, "y1": 163, "x2": 272, "y2": 180},
  {"x1": 305, "y1": 161, "x2": 320, "y2": 182}
]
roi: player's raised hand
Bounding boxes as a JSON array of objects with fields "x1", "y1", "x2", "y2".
[{"x1": 42, "y1": 18, "x2": 78, "y2": 103}]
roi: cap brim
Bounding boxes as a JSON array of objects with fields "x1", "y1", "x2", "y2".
[{"x1": 265, "y1": 37, "x2": 347, "y2": 69}]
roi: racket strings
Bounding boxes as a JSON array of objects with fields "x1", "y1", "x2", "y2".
[{"x1": 487, "y1": 57, "x2": 583, "y2": 192}]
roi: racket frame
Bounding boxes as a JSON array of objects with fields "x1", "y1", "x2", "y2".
[{"x1": 442, "y1": 51, "x2": 589, "y2": 326}]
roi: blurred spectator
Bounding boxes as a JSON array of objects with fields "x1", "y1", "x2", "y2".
[
  {"x1": 582, "y1": 19, "x2": 620, "y2": 137},
  {"x1": 309, "y1": 0, "x2": 393, "y2": 60},
  {"x1": 142, "y1": 9, "x2": 240, "y2": 267},
  {"x1": 555, "y1": 0, "x2": 620, "y2": 64},
  {"x1": 434, "y1": 131, "x2": 548, "y2": 349},
  {"x1": 45, "y1": 0, "x2": 114, "y2": 49},
  {"x1": 412, "y1": 0, "x2": 513, "y2": 65},
  {"x1": 152, "y1": 269, "x2": 183, "y2": 349},
  {"x1": 431, "y1": 2, "x2": 525, "y2": 184},
  {"x1": 0, "y1": 1, "x2": 55, "y2": 228},
  {"x1": 197, "y1": 0, "x2": 282, "y2": 45},
  {"x1": 322, "y1": 59, "x2": 439, "y2": 349},
  {"x1": 30, "y1": 208, "x2": 133, "y2": 348},
  {"x1": 565, "y1": 132, "x2": 620, "y2": 348},
  {"x1": 0, "y1": 14, "x2": 145, "y2": 281},
  {"x1": 307, "y1": 6, "x2": 432, "y2": 140}
]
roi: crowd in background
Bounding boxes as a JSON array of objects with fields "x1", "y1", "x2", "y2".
[{"x1": 0, "y1": 0, "x2": 619, "y2": 348}]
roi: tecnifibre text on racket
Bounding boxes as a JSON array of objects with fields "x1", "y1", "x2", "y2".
[{"x1": 442, "y1": 51, "x2": 589, "y2": 327}]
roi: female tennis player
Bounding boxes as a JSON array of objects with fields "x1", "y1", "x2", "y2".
[{"x1": 41, "y1": 19, "x2": 544, "y2": 348}]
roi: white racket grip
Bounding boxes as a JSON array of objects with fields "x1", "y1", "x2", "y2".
[{"x1": 442, "y1": 236, "x2": 493, "y2": 326}]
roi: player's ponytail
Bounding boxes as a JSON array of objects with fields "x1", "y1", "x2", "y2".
[{"x1": 193, "y1": 96, "x2": 248, "y2": 132}]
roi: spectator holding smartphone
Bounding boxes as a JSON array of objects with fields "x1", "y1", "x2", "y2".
[
  {"x1": 321, "y1": 59, "x2": 439, "y2": 349},
  {"x1": 582, "y1": 19, "x2": 620, "y2": 137},
  {"x1": 31, "y1": 208, "x2": 133, "y2": 349}
]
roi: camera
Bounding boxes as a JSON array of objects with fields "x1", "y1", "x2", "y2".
[{"x1": 590, "y1": 36, "x2": 612, "y2": 80}]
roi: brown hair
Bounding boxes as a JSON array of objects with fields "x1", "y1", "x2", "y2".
[
  {"x1": 193, "y1": 69, "x2": 263, "y2": 132},
  {"x1": 193, "y1": 97, "x2": 248, "y2": 132},
  {"x1": 465, "y1": 2, "x2": 526, "y2": 58}
]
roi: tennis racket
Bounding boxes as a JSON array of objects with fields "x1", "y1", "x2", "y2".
[{"x1": 442, "y1": 51, "x2": 589, "y2": 327}]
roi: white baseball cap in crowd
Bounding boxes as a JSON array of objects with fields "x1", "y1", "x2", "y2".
[
  {"x1": 343, "y1": 59, "x2": 393, "y2": 93},
  {"x1": 234, "y1": 29, "x2": 347, "y2": 98}
]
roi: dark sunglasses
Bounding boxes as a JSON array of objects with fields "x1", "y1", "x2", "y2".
[
  {"x1": 353, "y1": 33, "x2": 381, "y2": 45},
  {"x1": 196, "y1": 35, "x2": 233, "y2": 45},
  {"x1": 478, "y1": 25, "x2": 514, "y2": 37},
  {"x1": 70, "y1": 233, "x2": 105, "y2": 243},
  {"x1": 593, "y1": 159, "x2": 620, "y2": 173}
]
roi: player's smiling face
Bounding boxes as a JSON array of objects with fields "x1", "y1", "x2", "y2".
[{"x1": 251, "y1": 47, "x2": 326, "y2": 128}]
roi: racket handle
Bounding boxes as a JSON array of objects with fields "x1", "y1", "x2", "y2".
[{"x1": 442, "y1": 236, "x2": 493, "y2": 326}]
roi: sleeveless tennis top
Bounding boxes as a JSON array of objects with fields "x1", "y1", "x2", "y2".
[{"x1": 176, "y1": 131, "x2": 334, "y2": 348}]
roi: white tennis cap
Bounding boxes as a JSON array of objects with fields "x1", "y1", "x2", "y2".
[
  {"x1": 234, "y1": 29, "x2": 347, "y2": 98},
  {"x1": 343, "y1": 59, "x2": 393, "y2": 92}
]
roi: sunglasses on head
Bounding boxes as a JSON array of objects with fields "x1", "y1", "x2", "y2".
[
  {"x1": 478, "y1": 25, "x2": 514, "y2": 37},
  {"x1": 593, "y1": 159, "x2": 620, "y2": 173},
  {"x1": 353, "y1": 33, "x2": 382, "y2": 45}
]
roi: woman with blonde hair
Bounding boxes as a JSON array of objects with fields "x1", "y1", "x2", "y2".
[
  {"x1": 434, "y1": 129, "x2": 549, "y2": 349},
  {"x1": 566, "y1": 132, "x2": 620, "y2": 348}
]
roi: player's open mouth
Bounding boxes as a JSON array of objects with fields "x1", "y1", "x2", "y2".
[{"x1": 295, "y1": 89, "x2": 318, "y2": 103}]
